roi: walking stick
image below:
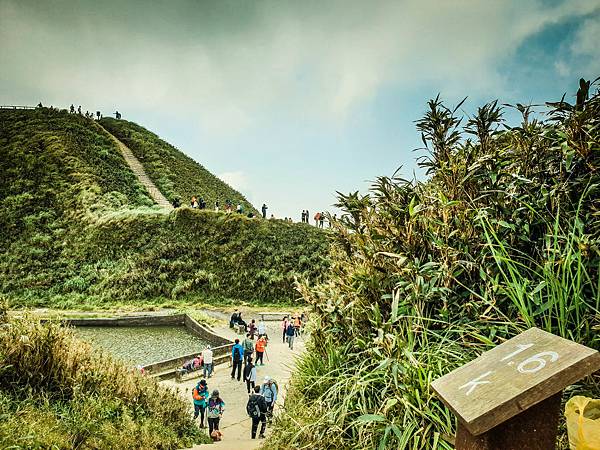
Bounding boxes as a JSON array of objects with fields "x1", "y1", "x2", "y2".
[{"x1": 264, "y1": 348, "x2": 270, "y2": 362}]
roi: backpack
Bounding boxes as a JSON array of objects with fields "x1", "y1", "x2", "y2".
[
  {"x1": 247, "y1": 395, "x2": 261, "y2": 418},
  {"x1": 243, "y1": 364, "x2": 253, "y2": 380},
  {"x1": 233, "y1": 346, "x2": 242, "y2": 361}
]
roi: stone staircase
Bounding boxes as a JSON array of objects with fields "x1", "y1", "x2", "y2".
[{"x1": 98, "y1": 124, "x2": 173, "y2": 209}]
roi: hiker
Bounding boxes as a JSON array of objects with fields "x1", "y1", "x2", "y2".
[
  {"x1": 78, "y1": 105, "x2": 82, "y2": 115},
  {"x1": 172, "y1": 198, "x2": 180, "y2": 208},
  {"x1": 281, "y1": 316, "x2": 289, "y2": 343},
  {"x1": 270, "y1": 214, "x2": 275, "y2": 219},
  {"x1": 70, "y1": 104, "x2": 75, "y2": 113},
  {"x1": 243, "y1": 356, "x2": 257, "y2": 394},
  {"x1": 230, "y1": 309, "x2": 240, "y2": 328},
  {"x1": 191, "y1": 196, "x2": 198, "y2": 208},
  {"x1": 199, "y1": 197, "x2": 206, "y2": 209},
  {"x1": 207, "y1": 390, "x2": 225, "y2": 437},
  {"x1": 294, "y1": 314, "x2": 302, "y2": 336},
  {"x1": 242, "y1": 333, "x2": 254, "y2": 365},
  {"x1": 286, "y1": 321, "x2": 295, "y2": 350},
  {"x1": 255, "y1": 335, "x2": 267, "y2": 366},
  {"x1": 181, "y1": 355, "x2": 202, "y2": 373},
  {"x1": 257, "y1": 319, "x2": 266, "y2": 338},
  {"x1": 248, "y1": 319, "x2": 257, "y2": 338},
  {"x1": 192, "y1": 379, "x2": 209, "y2": 428},
  {"x1": 260, "y1": 377, "x2": 278, "y2": 421},
  {"x1": 215, "y1": 201, "x2": 219, "y2": 212},
  {"x1": 202, "y1": 345, "x2": 214, "y2": 378},
  {"x1": 247, "y1": 385, "x2": 268, "y2": 439},
  {"x1": 306, "y1": 210, "x2": 310, "y2": 224},
  {"x1": 231, "y1": 338, "x2": 244, "y2": 381},
  {"x1": 96, "y1": 111, "x2": 100, "y2": 120},
  {"x1": 115, "y1": 110, "x2": 121, "y2": 119},
  {"x1": 261, "y1": 203, "x2": 268, "y2": 219},
  {"x1": 236, "y1": 204, "x2": 243, "y2": 214},
  {"x1": 314, "y1": 211, "x2": 320, "y2": 226},
  {"x1": 37, "y1": 102, "x2": 43, "y2": 108},
  {"x1": 319, "y1": 212, "x2": 325, "y2": 228}
]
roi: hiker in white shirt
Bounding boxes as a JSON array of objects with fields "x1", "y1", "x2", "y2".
[{"x1": 202, "y1": 345, "x2": 214, "y2": 378}]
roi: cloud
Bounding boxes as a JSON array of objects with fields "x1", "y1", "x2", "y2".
[
  {"x1": 218, "y1": 170, "x2": 248, "y2": 191},
  {"x1": 1, "y1": 0, "x2": 599, "y2": 133}
]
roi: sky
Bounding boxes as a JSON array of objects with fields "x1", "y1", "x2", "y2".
[{"x1": 1, "y1": 0, "x2": 599, "y2": 220}]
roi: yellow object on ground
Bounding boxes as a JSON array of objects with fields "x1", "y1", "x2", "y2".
[{"x1": 566, "y1": 396, "x2": 600, "y2": 450}]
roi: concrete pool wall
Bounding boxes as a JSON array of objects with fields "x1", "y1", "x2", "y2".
[{"x1": 57, "y1": 313, "x2": 234, "y2": 378}]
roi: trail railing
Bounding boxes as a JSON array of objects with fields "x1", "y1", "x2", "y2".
[{"x1": 0, "y1": 105, "x2": 36, "y2": 110}]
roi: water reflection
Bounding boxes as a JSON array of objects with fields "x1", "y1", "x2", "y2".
[{"x1": 74, "y1": 326, "x2": 210, "y2": 366}]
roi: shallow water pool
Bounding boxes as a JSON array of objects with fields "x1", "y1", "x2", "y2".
[{"x1": 74, "y1": 326, "x2": 210, "y2": 366}]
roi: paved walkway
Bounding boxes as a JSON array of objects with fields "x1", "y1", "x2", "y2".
[
  {"x1": 163, "y1": 322, "x2": 305, "y2": 449},
  {"x1": 97, "y1": 124, "x2": 173, "y2": 209}
]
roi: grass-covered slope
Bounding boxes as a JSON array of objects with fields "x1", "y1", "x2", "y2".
[
  {"x1": 0, "y1": 306, "x2": 209, "y2": 448},
  {"x1": 0, "y1": 108, "x2": 328, "y2": 308},
  {"x1": 268, "y1": 79, "x2": 600, "y2": 449},
  {"x1": 100, "y1": 117, "x2": 257, "y2": 213}
]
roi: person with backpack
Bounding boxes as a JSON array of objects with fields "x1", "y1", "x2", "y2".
[
  {"x1": 231, "y1": 339, "x2": 244, "y2": 381},
  {"x1": 261, "y1": 203, "x2": 268, "y2": 219},
  {"x1": 260, "y1": 377, "x2": 278, "y2": 422},
  {"x1": 242, "y1": 333, "x2": 254, "y2": 365},
  {"x1": 255, "y1": 335, "x2": 267, "y2": 366},
  {"x1": 243, "y1": 357, "x2": 257, "y2": 394},
  {"x1": 192, "y1": 379, "x2": 209, "y2": 428},
  {"x1": 286, "y1": 321, "x2": 296, "y2": 350},
  {"x1": 247, "y1": 385, "x2": 268, "y2": 439},
  {"x1": 281, "y1": 316, "x2": 289, "y2": 343},
  {"x1": 257, "y1": 319, "x2": 267, "y2": 338},
  {"x1": 248, "y1": 319, "x2": 257, "y2": 339},
  {"x1": 207, "y1": 390, "x2": 225, "y2": 437}
]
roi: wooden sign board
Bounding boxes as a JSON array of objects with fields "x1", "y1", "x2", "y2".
[{"x1": 431, "y1": 327, "x2": 600, "y2": 436}]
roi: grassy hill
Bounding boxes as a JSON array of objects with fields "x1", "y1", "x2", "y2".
[
  {"x1": 100, "y1": 117, "x2": 258, "y2": 213},
  {"x1": 0, "y1": 108, "x2": 328, "y2": 308}
]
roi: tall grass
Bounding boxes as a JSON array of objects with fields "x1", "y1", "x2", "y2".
[{"x1": 267, "y1": 78, "x2": 600, "y2": 449}]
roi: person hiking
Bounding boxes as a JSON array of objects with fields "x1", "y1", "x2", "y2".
[
  {"x1": 215, "y1": 201, "x2": 219, "y2": 212},
  {"x1": 70, "y1": 104, "x2": 75, "y2": 113},
  {"x1": 96, "y1": 111, "x2": 100, "y2": 120},
  {"x1": 231, "y1": 339, "x2": 244, "y2": 381},
  {"x1": 199, "y1": 197, "x2": 206, "y2": 209},
  {"x1": 202, "y1": 345, "x2": 214, "y2": 378},
  {"x1": 294, "y1": 314, "x2": 302, "y2": 336},
  {"x1": 281, "y1": 316, "x2": 289, "y2": 343},
  {"x1": 191, "y1": 196, "x2": 198, "y2": 208},
  {"x1": 243, "y1": 357, "x2": 257, "y2": 394},
  {"x1": 247, "y1": 385, "x2": 268, "y2": 439},
  {"x1": 77, "y1": 105, "x2": 82, "y2": 115},
  {"x1": 255, "y1": 335, "x2": 267, "y2": 366},
  {"x1": 286, "y1": 321, "x2": 296, "y2": 350},
  {"x1": 207, "y1": 390, "x2": 225, "y2": 437},
  {"x1": 314, "y1": 211, "x2": 320, "y2": 226},
  {"x1": 242, "y1": 333, "x2": 254, "y2": 365},
  {"x1": 319, "y1": 212, "x2": 325, "y2": 228},
  {"x1": 261, "y1": 203, "x2": 268, "y2": 219},
  {"x1": 248, "y1": 319, "x2": 257, "y2": 339},
  {"x1": 257, "y1": 319, "x2": 266, "y2": 338},
  {"x1": 192, "y1": 379, "x2": 209, "y2": 428},
  {"x1": 260, "y1": 377, "x2": 278, "y2": 422},
  {"x1": 172, "y1": 197, "x2": 181, "y2": 208}
]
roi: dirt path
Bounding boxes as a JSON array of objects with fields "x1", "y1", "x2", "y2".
[
  {"x1": 163, "y1": 321, "x2": 305, "y2": 449},
  {"x1": 97, "y1": 124, "x2": 173, "y2": 209}
]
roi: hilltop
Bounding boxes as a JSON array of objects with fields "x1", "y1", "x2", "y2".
[{"x1": 0, "y1": 108, "x2": 328, "y2": 308}]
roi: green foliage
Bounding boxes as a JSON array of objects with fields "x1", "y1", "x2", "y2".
[
  {"x1": 0, "y1": 317, "x2": 210, "y2": 448},
  {"x1": 268, "y1": 79, "x2": 600, "y2": 449},
  {"x1": 100, "y1": 117, "x2": 258, "y2": 213},
  {"x1": 0, "y1": 109, "x2": 328, "y2": 308}
]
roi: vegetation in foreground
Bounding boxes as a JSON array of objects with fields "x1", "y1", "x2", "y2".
[
  {"x1": 100, "y1": 117, "x2": 258, "y2": 214},
  {"x1": 267, "y1": 79, "x2": 600, "y2": 449},
  {"x1": 0, "y1": 301, "x2": 209, "y2": 449},
  {"x1": 0, "y1": 108, "x2": 328, "y2": 308}
]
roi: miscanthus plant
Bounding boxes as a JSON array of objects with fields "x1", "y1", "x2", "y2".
[{"x1": 266, "y1": 78, "x2": 600, "y2": 450}]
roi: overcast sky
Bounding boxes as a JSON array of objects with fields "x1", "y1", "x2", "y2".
[{"x1": 1, "y1": 0, "x2": 599, "y2": 219}]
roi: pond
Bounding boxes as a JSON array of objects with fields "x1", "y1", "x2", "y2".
[{"x1": 74, "y1": 326, "x2": 210, "y2": 366}]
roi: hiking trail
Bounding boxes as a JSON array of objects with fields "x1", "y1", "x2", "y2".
[
  {"x1": 98, "y1": 124, "x2": 173, "y2": 209},
  {"x1": 163, "y1": 318, "x2": 304, "y2": 450}
]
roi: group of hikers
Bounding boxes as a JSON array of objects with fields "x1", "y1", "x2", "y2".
[
  {"x1": 65, "y1": 103, "x2": 121, "y2": 120},
  {"x1": 185, "y1": 311, "x2": 305, "y2": 441},
  {"x1": 301, "y1": 210, "x2": 336, "y2": 227}
]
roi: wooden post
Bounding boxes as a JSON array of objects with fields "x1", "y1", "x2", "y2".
[{"x1": 431, "y1": 328, "x2": 600, "y2": 450}]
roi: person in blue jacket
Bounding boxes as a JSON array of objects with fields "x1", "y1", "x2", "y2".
[{"x1": 231, "y1": 338, "x2": 244, "y2": 381}]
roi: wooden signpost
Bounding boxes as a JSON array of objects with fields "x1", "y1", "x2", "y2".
[{"x1": 431, "y1": 327, "x2": 600, "y2": 450}]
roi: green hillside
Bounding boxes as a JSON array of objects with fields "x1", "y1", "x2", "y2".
[
  {"x1": 0, "y1": 108, "x2": 328, "y2": 308},
  {"x1": 100, "y1": 117, "x2": 257, "y2": 213}
]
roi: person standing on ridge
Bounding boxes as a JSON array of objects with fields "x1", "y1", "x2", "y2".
[
  {"x1": 262, "y1": 203, "x2": 268, "y2": 218},
  {"x1": 242, "y1": 333, "x2": 255, "y2": 365},
  {"x1": 77, "y1": 105, "x2": 82, "y2": 115},
  {"x1": 192, "y1": 379, "x2": 209, "y2": 428},
  {"x1": 70, "y1": 104, "x2": 75, "y2": 113},
  {"x1": 243, "y1": 356, "x2": 257, "y2": 394},
  {"x1": 202, "y1": 345, "x2": 213, "y2": 378},
  {"x1": 231, "y1": 338, "x2": 244, "y2": 381},
  {"x1": 319, "y1": 212, "x2": 325, "y2": 228},
  {"x1": 96, "y1": 111, "x2": 100, "y2": 120},
  {"x1": 206, "y1": 390, "x2": 225, "y2": 438},
  {"x1": 247, "y1": 385, "x2": 268, "y2": 439}
]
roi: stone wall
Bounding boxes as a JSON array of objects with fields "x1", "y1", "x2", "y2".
[{"x1": 56, "y1": 314, "x2": 185, "y2": 327}]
